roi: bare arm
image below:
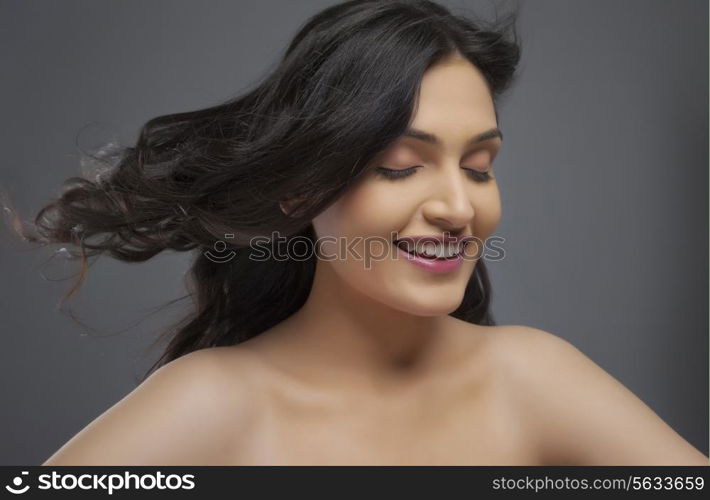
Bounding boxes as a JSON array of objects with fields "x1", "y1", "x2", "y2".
[
  {"x1": 501, "y1": 326, "x2": 708, "y2": 466},
  {"x1": 42, "y1": 348, "x2": 252, "y2": 465}
]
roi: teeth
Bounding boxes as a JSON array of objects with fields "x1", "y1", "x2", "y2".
[{"x1": 395, "y1": 240, "x2": 465, "y2": 258}]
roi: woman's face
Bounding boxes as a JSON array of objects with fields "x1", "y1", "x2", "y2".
[{"x1": 311, "y1": 54, "x2": 502, "y2": 316}]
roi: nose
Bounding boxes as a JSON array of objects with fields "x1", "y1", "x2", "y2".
[{"x1": 421, "y1": 165, "x2": 476, "y2": 230}]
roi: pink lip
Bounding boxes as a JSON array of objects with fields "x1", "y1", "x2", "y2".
[{"x1": 394, "y1": 243, "x2": 463, "y2": 274}]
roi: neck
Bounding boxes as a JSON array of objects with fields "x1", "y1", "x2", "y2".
[{"x1": 247, "y1": 258, "x2": 465, "y2": 394}]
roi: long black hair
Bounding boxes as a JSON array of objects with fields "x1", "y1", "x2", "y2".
[{"x1": 2, "y1": 0, "x2": 521, "y2": 380}]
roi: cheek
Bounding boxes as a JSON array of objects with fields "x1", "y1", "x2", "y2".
[
  {"x1": 311, "y1": 187, "x2": 402, "y2": 289},
  {"x1": 313, "y1": 184, "x2": 401, "y2": 243},
  {"x1": 310, "y1": 199, "x2": 369, "y2": 277}
]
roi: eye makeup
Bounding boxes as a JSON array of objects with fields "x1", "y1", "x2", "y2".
[{"x1": 374, "y1": 166, "x2": 493, "y2": 182}]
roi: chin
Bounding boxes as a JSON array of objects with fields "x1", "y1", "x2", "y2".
[{"x1": 388, "y1": 296, "x2": 465, "y2": 317}]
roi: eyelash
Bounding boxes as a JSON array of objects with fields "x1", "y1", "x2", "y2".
[{"x1": 374, "y1": 166, "x2": 492, "y2": 182}]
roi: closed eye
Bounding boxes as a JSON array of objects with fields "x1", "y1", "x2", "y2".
[{"x1": 374, "y1": 166, "x2": 493, "y2": 182}]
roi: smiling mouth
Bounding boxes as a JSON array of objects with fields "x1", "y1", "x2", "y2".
[{"x1": 392, "y1": 239, "x2": 467, "y2": 260}]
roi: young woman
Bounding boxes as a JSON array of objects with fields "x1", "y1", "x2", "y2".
[{"x1": 7, "y1": 0, "x2": 706, "y2": 465}]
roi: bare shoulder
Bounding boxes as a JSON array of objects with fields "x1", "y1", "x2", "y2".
[
  {"x1": 483, "y1": 324, "x2": 708, "y2": 465},
  {"x1": 43, "y1": 347, "x2": 260, "y2": 466}
]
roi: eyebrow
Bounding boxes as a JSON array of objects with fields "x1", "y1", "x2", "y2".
[{"x1": 402, "y1": 127, "x2": 503, "y2": 147}]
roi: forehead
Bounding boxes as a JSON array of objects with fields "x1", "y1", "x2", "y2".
[{"x1": 410, "y1": 55, "x2": 497, "y2": 135}]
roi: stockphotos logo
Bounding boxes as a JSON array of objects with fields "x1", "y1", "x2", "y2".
[
  {"x1": 4, "y1": 470, "x2": 196, "y2": 495},
  {"x1": 5, "y1": 471, "x2": 29, "y2": 494}
]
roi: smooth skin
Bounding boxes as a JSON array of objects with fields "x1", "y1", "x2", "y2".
[{"x1": 43, "y1": 54, "x2": 708, "y2": 466}]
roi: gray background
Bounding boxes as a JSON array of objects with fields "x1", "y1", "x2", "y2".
[{"x1": 0, "y1": 0, "x2": 707, "y2": 465}]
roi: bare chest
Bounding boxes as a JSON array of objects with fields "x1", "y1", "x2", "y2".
[{"x1": 226, "y1": 375, "x2": 539, "y2": 465}]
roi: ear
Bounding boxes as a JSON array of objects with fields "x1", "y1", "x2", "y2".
[
  {"x1": 279, "y1": 200, "x2": 291, "y2": 216},
  {"x1": 279, "y1": 198, "x2": 308, "y2": 218}
]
